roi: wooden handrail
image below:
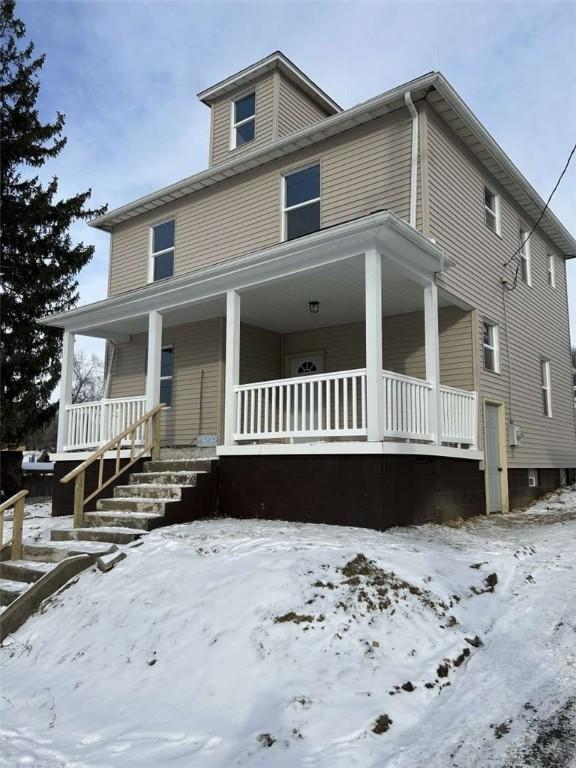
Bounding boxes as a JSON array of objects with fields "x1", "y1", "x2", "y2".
[
  {"x1": 60, "y1": 403, "x2": 165, "y2": 528},
  {"x1": 60, "y1": 403, "x2": 165, "y2": 484},
  {"x1": 0, "y1": 489, "x2": 29, "y2": 560}
]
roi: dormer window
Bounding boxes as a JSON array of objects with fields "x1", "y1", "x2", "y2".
[{"x1": 231, "y1": 92, "x2": 255, "y2": 149}]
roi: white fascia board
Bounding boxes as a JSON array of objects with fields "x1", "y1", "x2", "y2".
[
  {"x1": 217, "y1": 441, "x2": 483, "y2": 461},
  {"x1": 40, "y1": 212, "x2": 447, "y2": 333}
]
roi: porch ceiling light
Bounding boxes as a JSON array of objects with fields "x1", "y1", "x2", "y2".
[{"x1": 308, "y1": 300, "x2": 320, "y2": 314}]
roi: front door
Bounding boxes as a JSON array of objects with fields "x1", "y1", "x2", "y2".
[
  {"x1": 484, "y1": 404, "x2": 503, "y2": 513},
  {"x1": 287, "y1": 353, "x2": 324, "y2": 437}
]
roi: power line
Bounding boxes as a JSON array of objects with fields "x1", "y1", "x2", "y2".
[{"x1": 502, "y1": 140, "x2": 576, "y2": 272}]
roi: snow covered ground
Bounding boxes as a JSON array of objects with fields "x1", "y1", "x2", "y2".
[{"x1": 1, "y1": 488, "x2": 576, "y2": 767}]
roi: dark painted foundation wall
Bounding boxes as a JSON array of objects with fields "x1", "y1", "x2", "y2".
[
  {"x1": 508, "y1": 467, "x2": 575, "y2": 510},
  {"x1": 218, "y1": 455, "x2": 488, "y2": 529}
]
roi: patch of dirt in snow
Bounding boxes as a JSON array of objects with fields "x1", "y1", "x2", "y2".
[{"x1": 1, "y1": 487, "x2": 576, "y2": 768}]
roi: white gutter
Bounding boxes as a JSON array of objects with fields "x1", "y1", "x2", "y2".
[{"x1": 404, "y1": 91, "x2": 418, "y2": 229}]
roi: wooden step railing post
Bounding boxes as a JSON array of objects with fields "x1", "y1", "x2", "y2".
[
  {"x1": 11, "y1": 495, "x2": 25, "y2": 560},
  {"x1": 74, "y1": 471, "x2": 85, "y2": 528},
  {"x1": 151, "y1": 408, "x2": 162, "y2": 460}
]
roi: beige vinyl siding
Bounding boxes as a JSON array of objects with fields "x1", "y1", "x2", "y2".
[
  {"x1": 277, "y1": 76, "x2": 329, "y2": 137},
  {"x1": 240, "y1": 324, "x2": 282, "y2": 384},
  {"x1": 109, "y1": 318, "x2": 224, "y2": 445},
  {"x1": 210, "y1": 73, "x2": 276, "y2": 167},
  {"x1": 283, "y1": 307, "x2": 474, "y2": 389},
  {"x1": 426, "y1": 106, "x2": 576, "y2": 468},
  {"x1": 108, "y1": 110, "x2": 413, "y2": 296}
]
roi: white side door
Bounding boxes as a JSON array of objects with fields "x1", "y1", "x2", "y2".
[{"x1": 485, "y1": 404, "x2": 502, "y2": 513}]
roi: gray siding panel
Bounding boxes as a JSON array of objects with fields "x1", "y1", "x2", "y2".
[
  {"x1": 277, "y1": 77, "x2": 329, "y2": 137},
  {"x1": 210, "y1": 72, "x2": 276, "y2": 167},
  {"x1": 109, "y1": 111, "x2": 413, "y2": 296},
  {"x1": 110, "y1": 319, "x2": 224, "y2": 446},
  {"x1": 426, "y1": 106, "x2": 576, "y2": 468}
]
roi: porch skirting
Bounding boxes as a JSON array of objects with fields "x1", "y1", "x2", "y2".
[{"x1": 218, "y1": 454, "x2": 487, "y2": 529}]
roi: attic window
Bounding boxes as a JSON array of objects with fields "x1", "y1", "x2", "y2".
[{"x1": 231, "y1": 93, "x2": 255, "y2": 149}]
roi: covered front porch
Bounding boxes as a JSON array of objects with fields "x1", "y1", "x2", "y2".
[{"x1": 43, "y1": 212, "x2": 481, "y2": 460}]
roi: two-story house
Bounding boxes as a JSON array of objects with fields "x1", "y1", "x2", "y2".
[{"x1": 42, "y1": 52, "x2": 576, "y2": 528}]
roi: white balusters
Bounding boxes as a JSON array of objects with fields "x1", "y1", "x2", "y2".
[{"x1": 64, "y1": 396, "x2": 147, "y2": 451}]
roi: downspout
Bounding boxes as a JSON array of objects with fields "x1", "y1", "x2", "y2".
[
  {"x1": 103, "y1": 341, "x2": 116, "y2": 398},
  {"x1": 404, "y1": 91, "x2": 419, "y2": 228}
]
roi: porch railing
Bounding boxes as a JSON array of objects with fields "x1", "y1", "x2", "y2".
[
  {"x1": 235, "y1": 369, "x2": 367, "y2": 440},
  {"x1": 64, "y1": 396, "x2": 147, "y2": 451},
  {"x1": 234, "y1": 369, "x2": 477, "y2": 447},
  {"x1": 0, "y1": 489, "x2": 29, "y2": 560},
  {"x1": 382, "y1": 370, "x2": 433, "y2": 441},
  {"x1": 440, "y1": 386, "x2": 477, "y2": 447}
]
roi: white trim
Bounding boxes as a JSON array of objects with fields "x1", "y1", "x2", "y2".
[
  {"x1": 482, "y1": 320, "x2": 500, "y2": 373},
  {"x1": 281, "y1": 161, "x2": 321, "y2": 242},
  {"x1": 149, "y1": 218, "x2": 175, "y2": 283},
  {"x1": 146, "y1": 311, "x2": 162, "y2": 410},
  {"x1": 56, "y1": 330, "x2": 75, "y2": 452},
  {"x1": 424, "y1": 281, "x2": 442, "y2": 444},
  {"x1": 547, "y1": 251, "x2": 556, "y2": 288},
  {"x1": 483, "y1": 182, "x2": 501, "y2": 236},
  {"x1": 224, "y1": 290, "x2": 241, "y2": 444},
  {"x1": 41, "y1": 212, "x2": 449, "y2": 335},
  {"x1": 230, "y1": 91, "x2": 256, "y2": 150},
  {"x1": 541, "y1": 358, "x2": 552, "y2": 417},
  {"x1": 365, "y1": 250, "x2": 384, "y2": 441},
  {"x1": 217, "y1": 441, "x2": 483, "y2": 461},
  {"x1": 519, "y1": 226, "x2": 532, "y2": 286},
  {"x1": 197, "y1": 51, "x2": 341, "y2": 115}
]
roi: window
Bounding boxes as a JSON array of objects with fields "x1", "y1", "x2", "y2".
[
  {"x1": 527, "y1": 469, "x2": 539, "y2": 488},
  {"x1": 547, "y1": 252, "x2": 556, "y2": 288},
  {"x1": 150, "y1": 220, "x2": 175, "y2": 281},
  {"x1": 160, "y1": 347, "x2": 174, "y2": 407},
  {"x1": 483, "y1": 321, "x2": 500, "y2": 372},
  {"x1": 519, "y1": 227, "x2": 531, "y2": 285},
  {"x1": 283, "y1": 164, "x2": 321, "y2": 241},
  {"x1": 231, "y1": 92, "x2": 255, "y2": 149},
  {"x1": 541, "y1": 358, "x2": 552, "y2": 417},
  {"x1": 484, "y1": 185, "x2": 500, "y2": 234}
]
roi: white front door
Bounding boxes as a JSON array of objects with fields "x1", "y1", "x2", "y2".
[{"x1": 287, "y1": 353, "x2": 324, "y2": 438}]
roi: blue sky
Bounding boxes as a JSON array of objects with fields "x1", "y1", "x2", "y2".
[{"x1": 19, "y1": 0, "x2": 576, "y2": 359}]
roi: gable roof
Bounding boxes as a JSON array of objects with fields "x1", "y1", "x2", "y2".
[
  {"x1": 90, "y1": 70, "x2": 576, "y2": 257},
  {"x1": 197, "y1": 50, "x2": 341, "y2": 116}
]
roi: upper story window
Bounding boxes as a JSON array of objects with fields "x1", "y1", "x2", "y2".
[
  {"x1": 518, "y1": 227, "x2": 531, "y2": 286},
  {"x1": 541, "y1": 358, "x2": 552, "y2": 417},
  {"x1": 150, "y1": 220, "x2": 175, "y2": 282},
  {"x1": 160, "y1": 346, "x2": 174, "y2": 407},
  {"x1": 231, "y1": 92, "x2": 255, "y2": 149},
  {"x1": 483, "y1": 321, "x2": 500, "y2": 373},
  {"x1": 282, "y1": 163, "x2": 321, "y2": 241},
  {"x1": 547, "y1": 252, "x2": 556, "y2": 288},
  {"x1": 484, "y1": 184, "x2": 500, "y2": 235}
]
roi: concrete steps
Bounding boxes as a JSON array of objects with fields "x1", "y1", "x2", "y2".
[
  {"x1": 114, "y1": 484, "x2": 182, "y2": 500},
  {"x1": 22, "y1": 539, "x2": 118, "y2": 563},
  {"x1": 0, "y1": 559, "x2": 55, "y2": 584},
  {"x1": 130, "y1": 471, "x2": 202, "y2": 486},
  {"x1": 84, "y1": 511, "x2": 164, "y2": 531},
  {"x1": 96, "y1": 497, "x2": 174, "y2": 514},
  {"x1": 144, "y1": 459, "x2": 213, "y2": 473},
  {"x1": 51, "y1": 527, "x2": 148, "y2": 545},
  {"x1": 0, "y1": 578, "x2": 29, "y2": 606}
]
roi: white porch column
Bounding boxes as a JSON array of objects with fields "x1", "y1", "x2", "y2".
[
  {"x1": 56, "y1": 330, "x2": 75, "y2": 452},
  {"x1": 146, "y1": 310, "x2": 163, "y2": 410},
  {"x1": 224, "y1": 290, "x2": 241, "y2": 445},
  {"x1": 424, "y1": 281, "x2": 442, "y2": 445},
  {"x1": 365, "y1": 249, "x2": 384, "y2": 441}
]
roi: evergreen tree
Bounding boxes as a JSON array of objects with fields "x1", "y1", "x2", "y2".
[{"x1": 0, "y1": 0, "x2": 106, "y2": 445}]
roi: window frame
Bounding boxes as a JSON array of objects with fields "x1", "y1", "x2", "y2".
[
  {"x1": 230, "y1": 90, "x2": 256, "y2": 150},
  {"x1": 281, "y1": 161, "x2": 321, "y2": 242},
  {"x1": 541, "y1": 358, "x2": 552, "y2": 417},
  {"x1": 518, "y1": 226, "x2": 532, "y2": 286},
  {"x1": 148, "y1": 218, "x2": 175, "y2": 283},
  {"x1": 159, "y1": 345, "x2": 174, "y2": 408},
  {"x1": 483, "y1": 183, "x2": 501, "y2": 236},
  {"x1": 482, "y1": 320, "x2": 500, "y2": 374},
  {"x1": 547, "y1": 252, "x2": 556, "y2": 288}
]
